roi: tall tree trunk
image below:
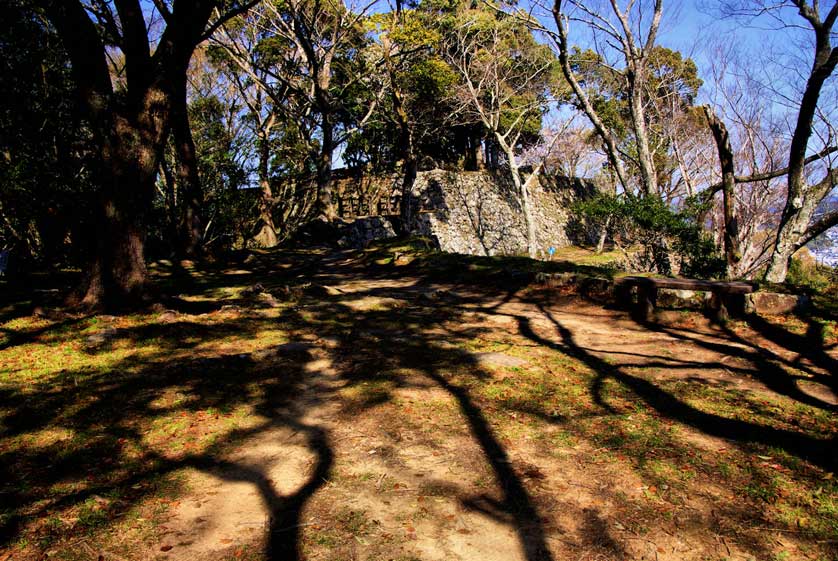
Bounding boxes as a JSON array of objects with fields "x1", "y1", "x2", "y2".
[
  {"x1": 172, "y1": 82, "x2": 203, "y2": 258},
  {"x1": 595, "y1": 216, "x2": 611, "y2": 254},
  {"x1": 400, "y1": 148, "x2": 418, "y2": 232},
  {"x1": 80, "y1": 110, "x2": 166, "y2": 309},
  {"x1": 254, "y1": 135, "x2": 279, "y2": 247},
  {"x1": 474, "y1": 136, "x2": 485, "y2": 171},
  {"x1": 390, "y1": 79, "x2": 417, "y2": 232},
  {"x1": 315, "y1": 115, "x2": 335, "y2": 220},
  {"x1": 765, "y1": 11, "x2": 838, "y2": 283},
  {"x1": 704, "y1": 107, "x2": 740, "y2": 278},
  {"x1": 519, "y1": 174, "x2": 538, "y2": 259},
  {"x1": 159, "y1": 158, "x2": 179, "y2": 252},
  {"x1": 551, "y1": 4, "x2": 630, "y2": 191},
  {"x1": 627, "y1": 68, "x2": 657, "y2": 196},
  {"x1": 500, "y1": 140, "x2": 537, "y2": 258}
]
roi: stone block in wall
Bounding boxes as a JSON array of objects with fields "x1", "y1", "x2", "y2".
[{"x1": 336, "y1": 216, "x2": 398, "y2": 248}]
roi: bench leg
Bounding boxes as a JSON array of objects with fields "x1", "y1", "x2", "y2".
[
  {"x1": 709, "y1": 290, "x2": 729, "y2": 322},
  {"x1": 615, "y1": 283, "x2": 632, "y2": 309},
  {"x1": 636, "y1": 285, "x2": 656, "y2": 321}
]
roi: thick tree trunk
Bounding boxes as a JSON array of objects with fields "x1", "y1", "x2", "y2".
[
  {"x1": 254, "y1": 136, "x2": 279, "y2": 247},
  {"x1": 43, "y1": 0, "x2": 232, "y2": 310},
  {"x1": 704, "y1": 107, "x2": 740, "y2": 279},
  {"x1": 764, "y1": 229, "x2": 797, "y2": 283},
  {"x1": 764, "y1": 169, "x2": 837, "y2": 282},
  {"x1": 172, "y1": 82, "x2": 203, "y2": 258},
  {"x1": 79, "y1": 112, "x2": 164, "y2": 309},
  {"x1": 519, "y1": 174, "x2": 538, "y2": 259}
]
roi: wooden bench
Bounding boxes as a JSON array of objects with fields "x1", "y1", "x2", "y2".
[{"x1": 614, "y1": 276, "x2": 755, "y2": 321}]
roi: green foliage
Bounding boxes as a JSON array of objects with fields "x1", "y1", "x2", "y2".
[
  {"x1": 567, "y1": 45, "x2": 703, "y2": 191},
  {"x1": 344, "y1": 4, "x2": 474, "y2": 171},
  {"x1": 0, "y1": 0, "x2": 95, "y2": 266},
  {"x1": 575, "y1": 194, "x2": 724, "y2": 278},
  {"x1": 786, "y1": 256, "x2": 835, "y2": 293}
]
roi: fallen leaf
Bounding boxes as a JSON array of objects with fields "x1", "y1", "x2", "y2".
[{"x1": 160, "y1": 545, "x2": 173, "y2": 552}]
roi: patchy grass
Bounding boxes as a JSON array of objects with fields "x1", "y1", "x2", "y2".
[
  {"x1": 1, "y1": 242, "x2": 836, "y2": 561},
  {"x1": 360, "y1": 237, "x2": 622, "y2": 284}
]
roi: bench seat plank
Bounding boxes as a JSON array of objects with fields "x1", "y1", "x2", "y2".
[{"x1": 616, "y1": 276, "x2": 755, "y2": 294}]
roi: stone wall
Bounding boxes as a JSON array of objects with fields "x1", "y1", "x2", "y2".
[{"x1": 332, "y1": 169, "x2": 592, "y2": 256}]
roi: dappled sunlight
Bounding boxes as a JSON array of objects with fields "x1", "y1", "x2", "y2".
[{"x1": 1, "y1": 246, "x2": 836, "y2": 561}]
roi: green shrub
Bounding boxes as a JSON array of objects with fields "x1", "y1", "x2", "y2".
[
  {"x1": 786, "y1": 256, "x2": 833, "y2": 293},
  {"x1": 574, "y1": 194, "x2": 724, "y2": 278}
]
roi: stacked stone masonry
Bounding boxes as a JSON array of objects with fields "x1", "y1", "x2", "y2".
[{"x1": 333, "y1": 169, "x2": 592, "y2": 256}]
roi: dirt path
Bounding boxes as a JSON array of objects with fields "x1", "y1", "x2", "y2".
[{"x1": 135, "y1": 250, "x2": 837, "y2": 561}]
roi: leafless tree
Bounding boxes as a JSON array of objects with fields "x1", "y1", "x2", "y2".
[
  {"x1": 518, "y1": 0, "x2": 665, "y2": 196},
  {"x1": 699, "y1": 9, "x2": 838, "y2": 281},
  {"x1": 757, "y1": 0, "x2": 838, "y2": 282}
]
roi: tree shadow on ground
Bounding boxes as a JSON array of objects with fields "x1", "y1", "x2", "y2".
[
  {"x1": 515, "y1": 302, "x2": 837, "y2": 472},
  {"x1": 1, "y1": 252, "x2": 557, "y2": 561},
  {"x1": 3, "y1": 247, "x2": 837, "y2": 560},
  {"x1": 0, "y1": 309, "x2": 333, "y2": 560},
  {"x1": 628, "y1": 312, "x2": 837, "y2": 413},
  {"x1": 275, "y1": 281, "x2": 557, "y2": 560},
  {"x1": 738, "y1": 313, "x2": 838, "y2": 393}
]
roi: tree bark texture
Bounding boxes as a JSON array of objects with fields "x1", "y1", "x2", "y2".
[
  {"x1": 255, "y1": 135, "x2": 279, "y2": 247},
  {"x1": 704, "y1": 106, "x2": 741, "y2": 278},
  {"x1": 765, "y1": 3, "x2": 838, "y2": 282},
  {"x1": 172, "y1": 81, "x2": 204, "y2": 258},
  {"x1": 43, "y1": 0, "x2": 226, "y2": 308}
]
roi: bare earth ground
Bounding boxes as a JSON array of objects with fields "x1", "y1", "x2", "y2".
[{"x1": 1, "y1": 245, "x2": 837, "y2": 561}]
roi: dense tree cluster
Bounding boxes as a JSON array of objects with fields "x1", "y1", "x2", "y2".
[{"x1": 1, "y1": 0, "x2": 836, "y2": 308}]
